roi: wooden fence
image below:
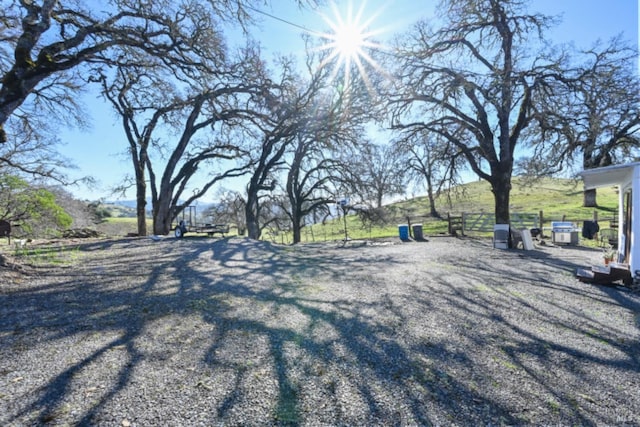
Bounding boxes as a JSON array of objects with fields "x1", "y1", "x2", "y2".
[{"x1": 448, "y1": 210, "x2": 616, "y2": 235}]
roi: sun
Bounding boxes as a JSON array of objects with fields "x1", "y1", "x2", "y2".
[
  {"x1": 316, "y1": 1, "x2": 385, "y2": 92},
  {"x1": 325, "y1": 4, "x2": 369, "y2": 62}
]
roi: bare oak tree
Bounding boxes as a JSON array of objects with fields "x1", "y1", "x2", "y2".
[
  {"x1": 268, "y1": 35, "x2": 383, "y2": 243},
  {"x1": 387, "y1": 0, "x2": 559, "y2": 224},
  {"x1": 243, "y1": 42, "x2": 373, "y2": 242},
  {"x1": 243, "y1": 59, "x2": 334, "y2": 240},
  {"x1": 392, "y1": 130, "x2": 466, "y2": 218},
  {"x1": 0, "y1": 115, "x2": 79, "y2": 182},
  {"x1": 522, "y1": 37, "x2": 640, "y2": 206},
  {"x1": 338, "y1": 142, "x2": 406, "y2": 210},
  {"x1": 0, "y1": 0, "x2": 318, "y2": 189},
  {"x1": 284, "y1": 135, "x2": 339, "y2": 244},
  {"x1": 204, "y1": 190, "x2": 247, "y2": 234},
  {"x1": 0, "y1": 0, "x2": 235, "y2": 143},
  {"x1": 99, "y1": 44, "x2": 269, "y2": 235},
  {"x1": 282, "y1": 61, "x2": 372, "y2": 242}
]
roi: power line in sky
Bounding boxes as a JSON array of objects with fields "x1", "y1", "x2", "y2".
[{"x1": 245, "y1": 5, "x2": 320, "y2": 37}]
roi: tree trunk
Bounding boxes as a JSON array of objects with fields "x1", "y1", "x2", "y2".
[
  {"x1": 153, "y1": 210, "x2": 172, "y2": 235},
  {"x1": 583, "y1": 188, "x2": 598, "y2": 207},
  {"x1": 135, "y1": 182, "x2": 147, "y2": 236},
  {"x1": 292, "y1": 214, "x2": 302, "y2": 244},
  {"x1": 376, "y1": 191, "x2": 384, "y2": 209},
  {"x1": 425, "y1": 172, "x2": 440, "y2": 218},
  {"x1": 581, "y1": 140, "x2": 602, "y2": 208},
  {"x1": 245, "y1": 195, "x2": 261, "y2": 240},
  {"x1": 491, "y1": 174, "x2": 512, "y2": 225},
  {"x1": 0, "y1": 70, "x2": 42, "y2": 143},
  {"x1": 132, "y1": 144, "x2": 148, "y2": 236},
  {"x1": 153, "y1": 192, "x2": 173, "y2": 235}
]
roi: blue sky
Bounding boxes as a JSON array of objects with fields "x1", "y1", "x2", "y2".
[{"x1": 58, "y1": 0, "x2": 639, "y2": 202}]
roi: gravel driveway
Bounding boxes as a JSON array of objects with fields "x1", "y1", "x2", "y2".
[{"x1": 1, "y1": 236, "x2": 639, "y2": 426}]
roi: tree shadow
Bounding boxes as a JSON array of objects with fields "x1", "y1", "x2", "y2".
[
  {"x1": 1, "y1": 236, "x2": 639, "y2": 425},
  {"x1": 437, "y1": 239, "x2": 640, "y2": 423}
]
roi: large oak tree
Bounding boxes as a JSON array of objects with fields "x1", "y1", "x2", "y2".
[
  {"x1": 0, "y1": 0, "x2": 228, "y2": 143},
  {"x1": 387, "y1": 0, "x2": 560, "y2": 225},
  {"x1": 0, "y1": 0, "x2": 318, "y2": 185},
  {"x1": 521, "y1": 37, "x2": 640, "y2": 206},
  {"x1": 99, "y1": 44, "x2": 269, "y2": 236}
]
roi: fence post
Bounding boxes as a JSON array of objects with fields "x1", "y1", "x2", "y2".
[
  {"x1": 593, "y1": 210, "x2": 598, "y2": 222},
  {"x1": 539, "y1": 210, "x2": 544, "y2": 231},
  {"x1": 461, "y1": 212, "x2": 465, "y2": 235}
]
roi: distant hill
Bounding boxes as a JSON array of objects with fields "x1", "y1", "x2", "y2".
[
  {"x1": 107, "y1": 199, "x2": 137, "y2": 209},
  {"x1": 97, "y1": 177, "x2": 617, "y2": 230},
  {"x1": 100, "y1": 199, "x2": 215, "y2": 218},
  {"x1": 97, "y1": 202, "x2": 137, "y2": 218}
]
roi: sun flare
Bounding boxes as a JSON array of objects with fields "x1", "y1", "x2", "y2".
[
  {"x1": 316, "y1": 1, "x2": 386, "y2": 93},
  {"x1": 334, "y1": 23, "x2": 365, "y2": 59},
  {"x1": 325, "y1": 4, "x2": 369, "y2": 62}
]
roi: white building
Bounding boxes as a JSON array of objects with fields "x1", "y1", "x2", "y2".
[{"x1": 578, "y1": 162, "x2": 640, "y2": 286}]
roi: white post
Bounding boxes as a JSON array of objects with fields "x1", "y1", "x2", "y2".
[
  {"x1": 630, "y1": 167, "x2": 640, "y2": 274},
  {"x1": 618, "y1": 184, "x2": 625, "y2": 257}
]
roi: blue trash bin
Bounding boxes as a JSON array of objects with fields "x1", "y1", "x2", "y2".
[{"x1": 398, "y1": 224, "x2": 410, "y2": 241}]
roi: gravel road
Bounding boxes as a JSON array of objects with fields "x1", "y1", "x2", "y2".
[{"x1": 1, "y1": 236, "x2": 639, "y2": 426}]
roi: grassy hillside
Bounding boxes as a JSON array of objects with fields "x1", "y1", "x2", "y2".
[
  {"x1": 293, "y1": 177, "x2": 619, "y2": 244},
  {"x1": 396, "y1": 176, "x2": 617, "y2": 221}
]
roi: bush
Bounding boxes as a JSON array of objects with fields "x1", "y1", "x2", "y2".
[{"x1": 0, "y1": 175, "x2": 73, "y2": 238}]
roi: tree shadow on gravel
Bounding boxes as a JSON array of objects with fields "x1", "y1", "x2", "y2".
[
  {"x1": 1, "y1": 236, "x2": 639, "y2": 425},
  {"x1": 435, "y1": 240, "x2": 640, "y2": 424}
]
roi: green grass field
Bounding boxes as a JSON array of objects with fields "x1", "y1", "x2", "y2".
[{"x1": 98, "y1": 177, "x2": 619, "y2": 244}]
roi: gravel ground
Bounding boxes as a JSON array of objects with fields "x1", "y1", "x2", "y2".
[{"x1": 1, "y1": 235, "x2": 639, "y2": 426}]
